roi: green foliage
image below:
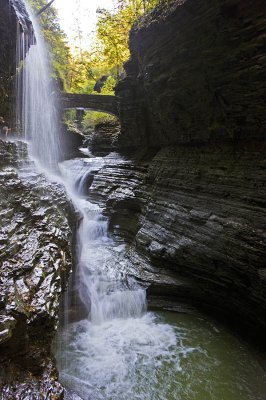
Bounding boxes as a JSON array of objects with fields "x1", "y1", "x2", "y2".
[
  {"x1": 29, "y1": 0, "x2": 71, "y2": 89},
  {"x1": 101, "y1": 76, "x2": 116, "y2": 95},
  {"x1": 94, "y1": 0, "x2": 161, "y2": 81},
  {"x1": 83, "y1": 111, "x2": 117, "y2": 132},
  {"x1": 66, "y1": 52, "x2": 93, "y2": 93},
  {"x1": 28, "y1": 0, "x2": 163, "y2": 94},
  {"x1": 63, "y1": 109, "x2": 117, "y2": 135},
  {"x1": 58, "y1": 0, "x2": 163, "y2": 94}
]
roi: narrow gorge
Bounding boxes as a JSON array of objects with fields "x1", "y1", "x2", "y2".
[{"x1": 0, "y1": 0, "x2": 265, "y2": 399}]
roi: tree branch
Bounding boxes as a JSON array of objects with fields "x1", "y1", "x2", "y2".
[{"x1": 36, "y1": 0, "x2": 56, "y2": 16}]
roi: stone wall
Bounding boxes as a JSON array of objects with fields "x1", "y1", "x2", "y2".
[{"x1": 0, "y1": 0, "x2": 17, "y2": 121}]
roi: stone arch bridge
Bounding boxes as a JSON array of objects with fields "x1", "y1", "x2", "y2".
[{"x1": 62, "y1": 93, "x2": 119, "y2": 117}]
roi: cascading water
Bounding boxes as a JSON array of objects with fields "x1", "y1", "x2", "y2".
[
  {"x1": 59, "y1": 157, "x2": 147, "y2": 323},
  {"x1": 16, "y1": 1, "x2": 62, "y2": 168},
  {"x1": 15, "y1": 2, "x2": 266, "y2": 399},
  {"x1": 55, "y1": 156, "x2": 184, "y2": 399}
]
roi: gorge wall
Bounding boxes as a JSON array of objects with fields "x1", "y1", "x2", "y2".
[
  {"x1": 0, "y1": 0, "x2": 16, "y2": 121},
  {"x1": 91, "y1": 0, "x2": 266, "y2": 334},
  {"x1": 116, "y1": 0, "x2": 266, "y2": 147}
]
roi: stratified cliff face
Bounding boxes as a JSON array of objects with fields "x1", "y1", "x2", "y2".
[
  {"x1": 96, "y1": 0, "x2": 266, "y2": 334},
  {"x1": 116, "y1": 0, "x2": 266, "y2": 147},
  {"x1": 0, "y1": 0, "x2": 32, "y2": 122}
]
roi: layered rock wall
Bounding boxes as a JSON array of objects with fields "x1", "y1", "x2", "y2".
[
  {"x1": 89, "y1": 141, "x2": 266, "y2": 333},
  {"x1": 0, "y1": 0, "x2": 17, "y2": 121},
  {"x1": 116, "y1": 0, "x2": 266, "y2": 147},
  {"x1": 102, "y1": 0, "x2": 266, "y2": 333}
]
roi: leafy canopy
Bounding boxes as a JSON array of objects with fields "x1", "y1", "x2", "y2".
[{"x1": 29, "y1": 0, "x2": 162, "y2": 93}]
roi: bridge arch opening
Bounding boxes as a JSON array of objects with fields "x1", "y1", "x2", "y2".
[
  {"x1": 63, "y1": 109, "x2": 120, "y2": 156},
  {"x1": 63, "y1": 109, "x2": 119, "y2": 134}
]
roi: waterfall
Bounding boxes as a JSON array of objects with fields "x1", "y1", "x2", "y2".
[
  {"x1": 55, "y1": 157, "x2": 179, "y2": 399},
  {"x1": 58, "y1": 158, "x2": 147, "y2": 325},
  {"x1": 16, "y1": 1, "x2": 62, "y2": 168}
]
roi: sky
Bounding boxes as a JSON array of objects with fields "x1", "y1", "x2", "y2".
[{"x1": 54, "y1": 0, "x2": 115, "y2": 52}]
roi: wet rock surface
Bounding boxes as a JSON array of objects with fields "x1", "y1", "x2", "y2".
[
  {"x1": 0, "y1": 140, "x2": 72, "y2": 399},
  {"x1": 88, "y1": 142, "x2": 266, "y2": 336},
  {"x1": 0, "y1": 0, "x2": 17, "y2": 120},
  {"x1": 87, "y1": 120, "x2": 120, "y2": 157}
]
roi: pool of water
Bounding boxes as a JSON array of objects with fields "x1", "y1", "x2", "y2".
[{"x1": 54, "y1": 309, "x2": 266, "y2": 400}]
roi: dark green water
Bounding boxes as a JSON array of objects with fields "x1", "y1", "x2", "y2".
[
  {"x1": 55, "y1": 310, "x2": 266, "y2": 400},
  {"x1": 151, "y1": 311, "x2": 266, "y2": 400}
]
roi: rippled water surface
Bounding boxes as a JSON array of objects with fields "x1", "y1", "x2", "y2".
[{"x1": 55, "y1": 310, "x2": 266, "y2": 400}]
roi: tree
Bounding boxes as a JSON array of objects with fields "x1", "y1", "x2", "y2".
[
  {"x1": 36, "y1": 0, "x2": 56, "y2": 16},
  {"x1": 95, "y1": 0, "x2": 161, "y2": 79},
  {"x1": 28, "y1": 0, "x2": 163, "y2": 94},
  {"x1": 29, "y1": 0, "x2": 71, "y2": 90}
]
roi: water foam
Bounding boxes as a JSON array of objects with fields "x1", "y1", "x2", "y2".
[{"x1": 57, "y1": 313, "x2": 182, "y2": 400}]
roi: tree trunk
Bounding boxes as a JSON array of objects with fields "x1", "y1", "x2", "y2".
[{"x1": 36, "y1": 0, "x2": 56, "y2": 16}]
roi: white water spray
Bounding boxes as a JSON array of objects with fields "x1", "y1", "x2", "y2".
[{"x1": 16, "y1": 1, "x2": 62, "y2": 168}]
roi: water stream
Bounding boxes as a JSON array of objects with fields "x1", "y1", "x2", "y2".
[{"x1": 17, "y1": 2, "x2": 266, "y2": 399}]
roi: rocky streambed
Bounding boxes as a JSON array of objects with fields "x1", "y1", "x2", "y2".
[{"x1": 0, "y1": 140, "x2": 73, "y2": 398}]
